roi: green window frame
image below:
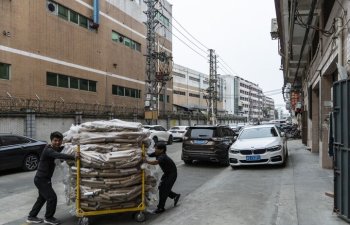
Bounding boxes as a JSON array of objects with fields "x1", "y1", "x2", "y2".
[
  {"x1": 58, "y1": 74, "x2": 69, "y2": 88},
  {"x1": 80, "y1": 79, "x2": 89, "y2": 91},
  {"x1": 112, "y1": 31, "x2": 120, "y2": 42},
  {"x1": 69, "y1": 10, "x2": 79, "y2": 24},
  {"x1": 130, "y1": 89, "x2": 136, "y2": 98},
  {"x1": 47, "y1": 72, "x2": 58, "y2": 86},
  {"x1": 79, "y1": 15, "x2": 88, "y2": 28},
  {"x1": 117, "y1": 86, "x2": 124, "y2": 96},
  {"x1": 0, "y1": 63, "x2": 10, "y2": 80},
  {"x1": 58, "y1": 5, "x2": 68, "y2": 20},
  {"x1": 135, "y1": 43, "x2": 141, "y2": 52},
  {"x1": 124, "y1": 37, "x2": 131, "y2": 47},
  {"x1": 88, "y1": 81, "x2": 97, "y2": 92},
  {"x1": 70, "y1": 77, "x2": 79, "y2": 89}
]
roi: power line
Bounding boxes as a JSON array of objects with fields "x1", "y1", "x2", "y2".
[{"x1": 163, "y1": 26, "x2": 208, "y2": 60}]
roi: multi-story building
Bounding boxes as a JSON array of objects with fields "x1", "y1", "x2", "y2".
[
  {"x1": 0, "y1": 0, "x2": 173, "y2": 111},
  {"x1": 262, "y1": 96, "x2": 275, "y2": 120},
  {"x1": 222, "y1": 75, "x2": 236, "y2": 115},
  {"x1": 172, "y1": 64, "x2": 224, "y2": 114},
  {"x1": 274, "y1": 0, "x2": 346, "y2": 169},
  {"x1": 233, "y1": 76, "x2": 263, "y2": 121}
]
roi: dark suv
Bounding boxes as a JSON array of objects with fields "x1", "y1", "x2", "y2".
[
  {"x1": 182, "y1": 125, "x2": 237, "y2": 166},
  {"x1": 0, "y1": 134, "x2": 47, "y2": 171}
]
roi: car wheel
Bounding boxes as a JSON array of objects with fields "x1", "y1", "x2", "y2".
[
  {"x1": 167, "y1": 135, "x2": 173, "y2": 145},
  {"x1": 23, "y1": 154, "x2": 39, "y2": 171},
  {"x1": 231, "y1": 165, "x2": 239, "y2": 170},
  {"x1": 221, "y1": 157, "x2": 230, "y2": 167},
  {"x1": 153, "y1": 136, "x2": 158, "y2": 144},
  {"x1": 184, "y1": 159, "x2": 192, "y2": 165}
]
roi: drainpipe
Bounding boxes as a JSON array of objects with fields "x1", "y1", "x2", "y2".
[
  {"x1": 335, "y1": 17, "x2": 343, "y2": 79},
  {"x1": 92, "y1": 0, "x2": 100, "y2": 29}
]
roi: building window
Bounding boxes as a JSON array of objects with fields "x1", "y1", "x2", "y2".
[
  {"x1": 47, "y1": 1, "x2": 90, "y2": 30},
  {"x1": 46, "y1": 72, "x2": 57, "y2": 86},
  {"x1": 79, "y1": 15, "x2": 88, "y2": 28},
  {"x1": 69, "y1": 10, "x2": 79, "y2": 24},
  {"x1": 89, "y1": 81, "x2": 97, "y2": 92},
  {"x1": 112, "y1": 85, "x2": 141, "y2": 98},
  {"x1": 70, "y1": 77, "x2": 79, "y2": 89},
  {"x1": 58, "y1": 74, "x2": 69, "y2": 88},
  {"x1": 0, "y1": 63, "x2": 10, "y2": 80},
  {"x1": 173, "y1": 72, "x2": 186, "y2": 78},
  {"x1": 58, "y1": 4, "x2": 68, "y2": 20},
  {"x1": 189, "y1": 93, "x2": 200, "y2": 98},
  {"x1": 173, "y1": 90, "x2": 186, "y2": 96},
  {"x1": 167, "y1": 95, "x2": 170, "y2": 103},
  {"x1": 112, "y1": 31, "x2": 141, "y2": 52},
  {"x1": 46, "y1": 72, "x2": 96, "y2": 92},
  {"x1": 159, "y1": 94, "x2": 164, "y2": 102},
  {"x1": 189, "y1": 76, "x2": 200, "y2": 82},
  {"x1": 156, "y1": 12, "x2": 170, "y2": 27},
  {"x1": 80, "y1": 79, "x2": 89, "y2": 91}
]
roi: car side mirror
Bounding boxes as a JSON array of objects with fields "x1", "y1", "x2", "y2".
[
  {"x1": 281, "y1": 132, "x2": 285, "y2": 137},
  {"x1": 233, "y1": 136, "x2": 237, "y2": 141}
]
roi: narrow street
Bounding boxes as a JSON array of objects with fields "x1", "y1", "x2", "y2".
[{"x1": 0, "y1": 140, "x2": 345, "y2": 225}]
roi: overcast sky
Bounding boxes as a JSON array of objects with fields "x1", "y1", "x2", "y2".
[{"x1": 167, "y1": 0, "x2": 285, "y2": 107}]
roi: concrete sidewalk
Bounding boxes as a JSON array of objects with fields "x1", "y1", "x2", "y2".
[{"x1": 151, "y1": 140, "x2": 346, "y2": 225}]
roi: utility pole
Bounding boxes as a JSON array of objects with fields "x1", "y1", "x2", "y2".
[
  {"x1": 207, "y1": 49, "x2": 217, "y2": 125},
  {"x1": 213, "y1": 54, "x2": 218, "y2": 123},
  {"x1": 144, "y1": 0, "x2": 158, "y2": 124},
  {"x1": 144, "y1": 0, "x2": 172, "y2": 124}
]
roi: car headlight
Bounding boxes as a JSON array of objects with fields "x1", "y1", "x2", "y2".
[
  {"x1": 266, "y1": 145, "x2": 282, "y2": 152},
  {"x1": 230, "y1": 148, "x2": 240, "y2": 154}
]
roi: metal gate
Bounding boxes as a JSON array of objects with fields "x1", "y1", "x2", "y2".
[{"x1": 333, "y1": 79, "x2": 350, "y2": 222}]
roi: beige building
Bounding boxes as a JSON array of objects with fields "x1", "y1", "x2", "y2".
[
  {"x1": 0, "y1": 0, "x2": 173, "y2": 112},
  {"x1": 172, "y1": 64, "x2": 224, "y2": 113}
]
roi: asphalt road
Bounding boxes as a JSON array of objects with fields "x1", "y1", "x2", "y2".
[
  {"x1": 1, "y1": 142, "x2": 227, "y2": 225},
  {"x1": 1, "y1": 140, "x2": 344, "y2": 225}
]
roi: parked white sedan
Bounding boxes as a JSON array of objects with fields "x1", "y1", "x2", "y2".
[
  {"x1": 143, "y1": 125, "x2": 173, "y2": 145},
  {"x1": 229, "y1": 124, "x2": 288, "y2": 168},
  {"x1": 168, "y1": 126, "x2": 189, "y2": 141}
]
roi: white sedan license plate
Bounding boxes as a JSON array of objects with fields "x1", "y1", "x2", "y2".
[
  {"x1": 194, "y1": 140, "x2": 206, "y2": 144},
  {"x1": 246, "y1": 155, "x2": 261, "y2": 161}
]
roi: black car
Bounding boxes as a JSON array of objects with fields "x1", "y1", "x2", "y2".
[
  {"x1": 182, "y1": 125, "x2": 237, "y2": 166},
  {"x1": 0, "y1": 134, "x2": 47, "y2": 171}
]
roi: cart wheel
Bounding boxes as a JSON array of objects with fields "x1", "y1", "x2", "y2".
[
  {"x1": 134, "y1": 212, "x2": 146, "y2": 222},
  {"x1": 78, "y1": 217, "x2": 90, "y2": 225}
]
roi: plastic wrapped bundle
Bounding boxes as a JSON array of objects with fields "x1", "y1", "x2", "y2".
[{"x1": 60, "y1": 119, "x2": 160, "y2": 214}]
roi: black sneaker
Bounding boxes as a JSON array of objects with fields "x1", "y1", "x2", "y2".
[
  {"x1": 152, "y1": 208, "x2": 165, "y2": 214},
  {"x1": 174, "y1": 194, "x2": 181, "y2": 207},
  {"x1": 26, "y1": 216, "x2": 44, "y2": 224},
  {"x1": 44, "y1": 217, "x2": 61, "y2": 225}
]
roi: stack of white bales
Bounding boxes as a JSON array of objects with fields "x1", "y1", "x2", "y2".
[{"x1": 63, "y1": 119, "x2": 158, "y2": 211}]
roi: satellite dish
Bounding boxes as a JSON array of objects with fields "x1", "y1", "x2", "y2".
[{"x1": 119, "y1": 36, "x2": 124, "y2": 42}]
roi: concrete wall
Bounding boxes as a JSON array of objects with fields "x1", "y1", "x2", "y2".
[
  {"x1": 0, "y1": 117, "x2": 24, "y2": 135},
  {"x1": 36, "y1": 117, "x2": 75, "y2": 142}
]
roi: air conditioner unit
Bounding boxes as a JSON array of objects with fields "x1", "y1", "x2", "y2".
[{"x1": 47, "y1": 1, "x2": 58, "y2": 15}]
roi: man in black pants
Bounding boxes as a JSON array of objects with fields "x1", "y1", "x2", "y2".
[
  {"x1": 27, "y1": 131, "x2": 77, "y2": 225},
  {"x1": 146, "y1": 142, "x2": 180, "y2": 214}
]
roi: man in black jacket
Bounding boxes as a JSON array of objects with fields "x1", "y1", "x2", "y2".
[
  {"x1": 27, "y1": 131, "x2": 77, "y2": 225},
  {"x1": 146, "y1": 142, "x2": 180, "y2": 214}
]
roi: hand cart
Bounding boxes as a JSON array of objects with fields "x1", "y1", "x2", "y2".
[{"x1": 75, "y1": 144, "x2": 147, "y2": 225}]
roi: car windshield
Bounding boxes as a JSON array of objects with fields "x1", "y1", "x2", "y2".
[
  {"x1": 188, "y1": 128, "x2": 216, "y2": 138},
  {"x1": 143, "y1": 126, "x2": 155, "y2": 130},
  {"x1": 239, "y1": 127, "x2": 278, "y2": 139}
]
